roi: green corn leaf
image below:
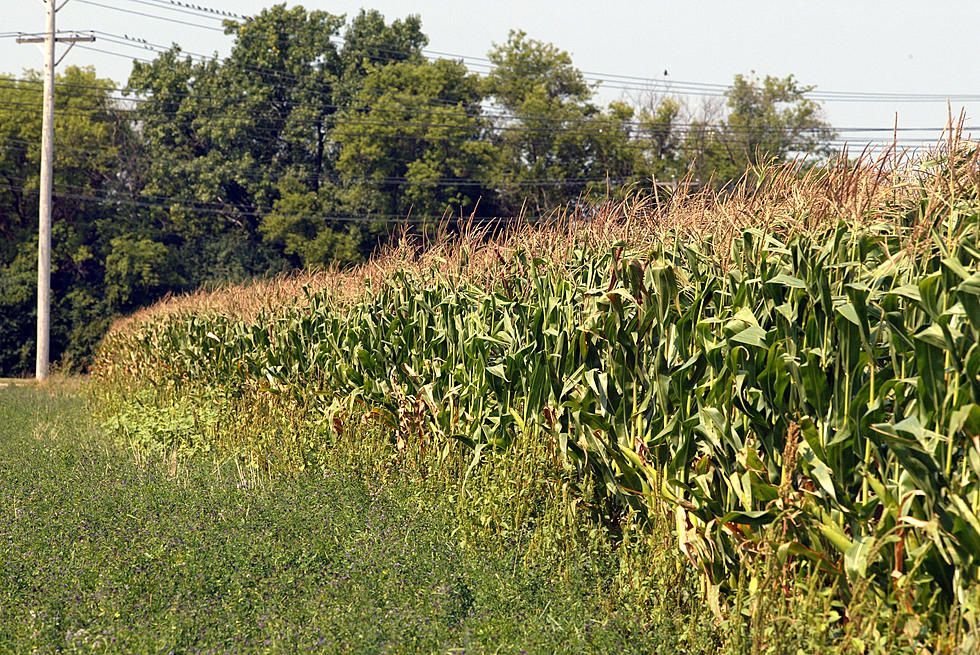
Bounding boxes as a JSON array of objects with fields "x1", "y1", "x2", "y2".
[
  {"x1": 914, "y1": 324, "x2": 950, "y2": 351},
  {"x1": 835, "y1": 303, "x2": 861, "y2": 327},
  {"x1": 887, "y1": 284, "x2": 922, "y2": 302},
  {"x1": 797, "y1": 439, "x2": 838, "y2": 502},
  {"x1": 486, "y1": 364, "x2": 507, "y2": 380},
  {"x1": 767, "y1": 273, "x2": 807, "y2": 289},
  {"x1": 844, "y1": 534, "x2": 875, "y2": 580},
  {"x1": 730, "y1": 325, "x2": 769, "y2": 348}
]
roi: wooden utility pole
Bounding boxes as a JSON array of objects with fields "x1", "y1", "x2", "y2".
[{"x1": 17, "y1": 1, "x2": 93, "y2": 381}]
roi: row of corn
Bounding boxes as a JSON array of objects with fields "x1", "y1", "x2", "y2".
[{"x1": 96, "y1": 149, "x2": 980, "y2": 617}]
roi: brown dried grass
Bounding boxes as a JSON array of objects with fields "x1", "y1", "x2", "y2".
[{"x1": 105, "y1": 128, "x2": 979, "y2": 339}]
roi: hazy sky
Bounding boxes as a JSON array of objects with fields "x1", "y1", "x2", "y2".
[{"x1": 3, "y1": 0, "x2": 978, "y2": 149}]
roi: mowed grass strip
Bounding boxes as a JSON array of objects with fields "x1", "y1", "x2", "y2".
[{"x1": 0, "y1": 385, "x2": 708, "y2": 654}]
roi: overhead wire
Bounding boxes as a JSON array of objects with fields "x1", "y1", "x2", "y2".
[
  {"x1": 0, "y1": 100, "x2": 958, "y2": 160},
  {"x1": 13, "y1": 3, "x2": 980, "y2": 104},
  {"x1": 0, "y1": 76, "x2": 969, "y2": 143},
  {"x1": 73, "y1": 0, "x2": 227, "y2": 32},
  {"x1": 0, "y1": 98, "x2": 959, "y2": 170},
  {"x1": 117, "y1": 0, "x2": 242, "y2": 22},
  {"x1": 128, "y1": 0, "x2": 247, "y2": 20},
  {"x1": 0, "y1": 136, "x2": 640, "y2": 188},
  {"x1": 0, "y1": 180, "x2": 540, "y2": 224},
  {"x1": 28, "y1": 32, "x2": 969, "y2": 133},
  {"x1": 2, "y1": 1, "x2": 973, "y2": 203},
  {"x1": 95, "y1": 0, "x2": 980, "y2": 103},
  {"x1": 5, "y1": 29, "x2": 980, "y2": 134}
]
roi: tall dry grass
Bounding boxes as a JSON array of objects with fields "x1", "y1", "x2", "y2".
[{"x1": 106, "y1": 129, "x2": 979, "y2": 340}]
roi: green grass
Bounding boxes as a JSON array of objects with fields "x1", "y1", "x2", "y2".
[{"x1": 0, "y1": 384, "x2": 715, "y2": 654}]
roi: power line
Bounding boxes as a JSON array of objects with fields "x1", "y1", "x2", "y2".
[
  {"x1": 6, "y1": 32, "x2": 980, "y2": 126},
  {"x1": 0, "y1": 181, "x2": 542, "y2": 224},
  {"x1": 0, "y1": 95, "x2": 966, "y2": 150},
  {"x1": 2, "y1": 70, "x2": 971, "y2": 138},
  {"x1": 0, "y1": 98, "x2": 960, "y2": 163},
  {"x1": 15, "y1": 4, "x2": 980, "y2": 104},
  {"x1": 2, "y1": 8, "x2": 973, "y2": 182},
  {"x1": 17, "y1": 32, "x2": 946, "y2": 132},
  {"x1": 118, "y1": 0, "x2": 243, "y2": 22},
  {"x1": 7, "y1": 5, "x2": 980, "y2": 106},
  {"x1": 67, "y1": 0, "x2": 980, "y2": 102},
  {"x1": 0, "y1": 139, "x2": 640, "y2": 189},
  {"x1": 73, "y1": 0, "x2": 227, "y2": 32},
  {"x1": 75, "y1": 43, "x2": 156, "y2": 65},
  {"x1": 105, "y1": 0, "x2": 978, "y2": 103}
]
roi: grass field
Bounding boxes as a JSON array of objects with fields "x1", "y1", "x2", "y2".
[{"x1": 0, "y1": 383, "x2": 715, "y2": 654}]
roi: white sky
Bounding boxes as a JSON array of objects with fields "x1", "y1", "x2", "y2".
[{"x1": 2, "y1": 0, "x2": 979, "y2": 150}]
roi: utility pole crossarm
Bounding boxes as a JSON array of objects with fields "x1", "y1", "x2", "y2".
[{"x1": 15, "y1": 34, "x2": 95, "y2": 44}]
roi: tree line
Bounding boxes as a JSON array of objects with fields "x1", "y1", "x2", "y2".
[{"x1": 0, "y1": 4, "x2": 834, "y2": 375}]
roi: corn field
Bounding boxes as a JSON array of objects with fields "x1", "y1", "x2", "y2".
[{"x1": 96, "y1": 140, "x2": 980, "y2": 624}]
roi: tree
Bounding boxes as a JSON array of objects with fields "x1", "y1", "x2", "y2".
[
  {"x1": 483, "y1": 31, "x2": 638, "y2": 215},
  {"x1": 328, "y1": 59, "x2": 495, "y2": 231},
  {"x1": 634, "y1": 97, "x2": 687, "y2": 183},
  {"x1": 688, "y1": 74, "x2": 835, "y2": 184},
  {"x1": 0, "y1": 67, "x2": 140, "y2": 374},
  {"x1": 125, "y1": 4, "x2": 351, "y2": 281},
  {"x1": 260, "y1": 10, "x2": 433, "y2": 266},
  {"x1": 333, "y1": 9, "x2": 427, "y2": 102},
  {"x1": 129, "y1": 5, "x2": 435, "y2": 271},
  {"x1": 264, "y1": 58, "x2": 493, "y2": 269}
]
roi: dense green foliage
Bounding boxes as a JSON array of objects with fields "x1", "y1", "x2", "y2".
[
  {"x1": 95, "y1": 147, "x2": 980, "y2": 650},
  {"x1": 0, "y1": 68, "x2": 143, "y2": 373},
  {"x1": 0, "y1": 4, "x2": 833, "y2": 376},
  {"x1": 1, "y1": 384, "x2": 724, "y2": 653}
]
